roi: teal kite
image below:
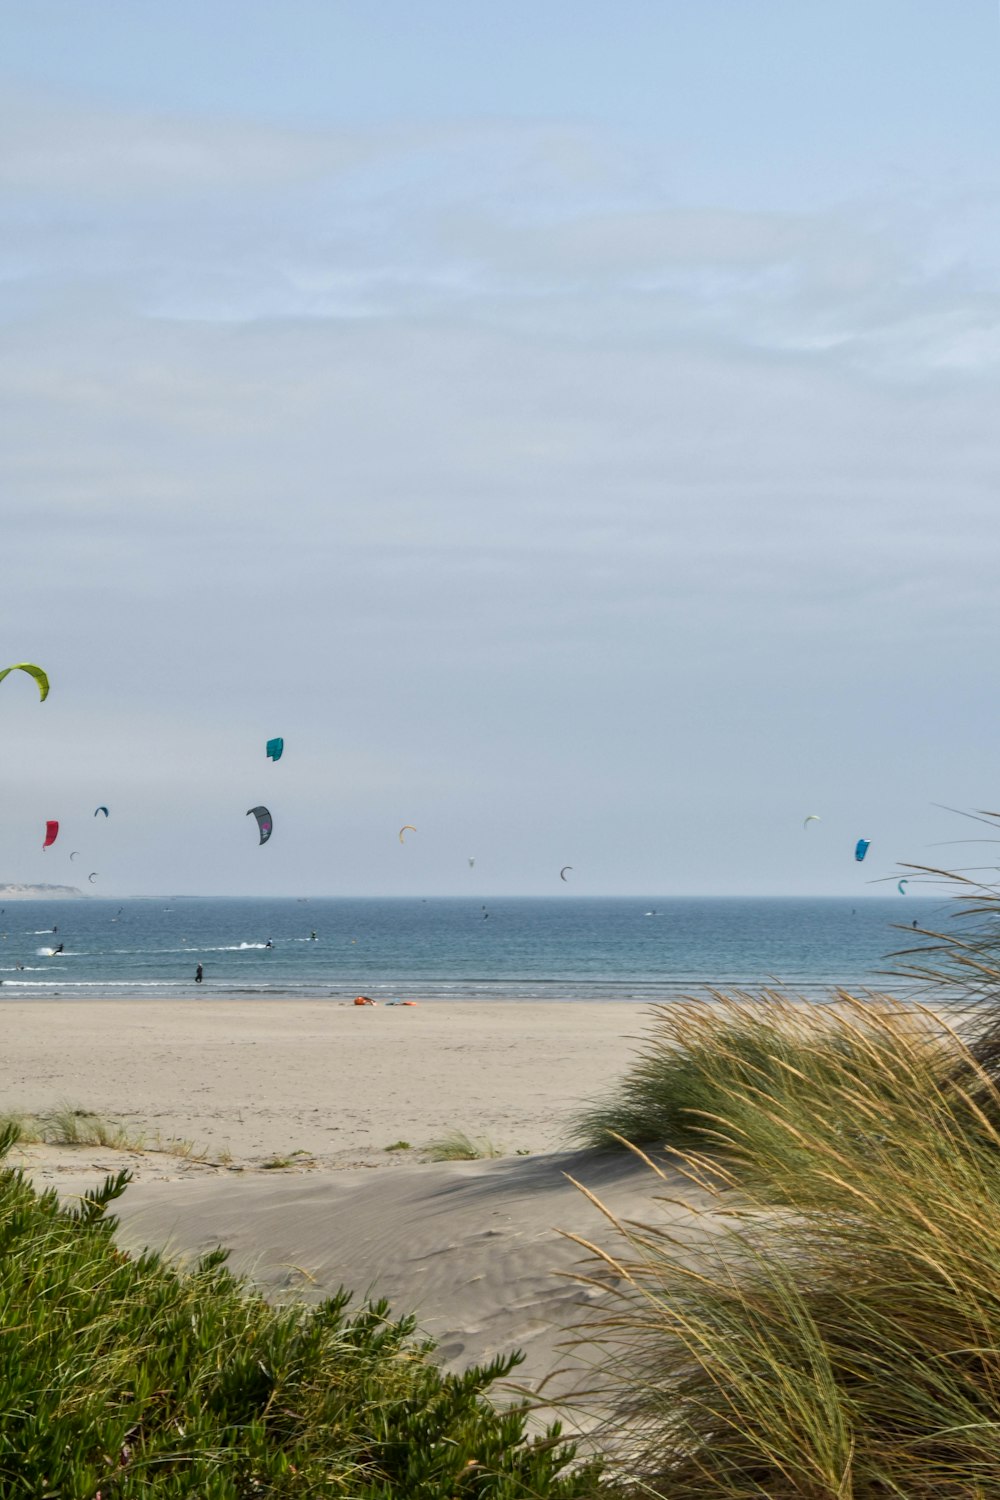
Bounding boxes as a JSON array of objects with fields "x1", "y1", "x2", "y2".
[
  {"x1": 94, "y1": 806, "x2": 109, "y2": 818},
  {"x1": 0, "y1": 663, "x2": 49, "y2": 701},
  {"x1": 266, "y1": 737, "x2": 284, "y2": 762}
]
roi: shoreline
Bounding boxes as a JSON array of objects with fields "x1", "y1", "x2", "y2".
[{"x1": 0, "y1": 979, "x2": 913, "y2": 1003}]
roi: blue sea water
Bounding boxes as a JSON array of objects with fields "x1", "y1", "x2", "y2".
[{"x1": 0, "y1": 896, "x2": 948, "y2": 1002}]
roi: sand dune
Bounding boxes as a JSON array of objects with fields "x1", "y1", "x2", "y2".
[{"x1": 110, "y1": 1147, "x2": 718, "y2": 1421}]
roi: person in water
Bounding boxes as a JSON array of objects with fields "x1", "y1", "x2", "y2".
[
  {"x1": 195, "y1": 964, "x2": 203, "y2": 984},
  {"x1": 265, "y1": 939, "x2": 273, "y2": 949},
  {"x1": 53, "y1": 943, "x2": 63, "y2": 955}
]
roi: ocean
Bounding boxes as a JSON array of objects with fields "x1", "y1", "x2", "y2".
[{"x1": 0, "y1": 896, "x2": 950, "y2": 1003}]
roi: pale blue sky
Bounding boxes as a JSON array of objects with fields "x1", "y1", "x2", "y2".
[{"x1": 2, "y1": 3, "x2": 1000, "y2": 896}]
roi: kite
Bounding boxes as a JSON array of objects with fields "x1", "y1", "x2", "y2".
[
  {"x1": 468, "y1": 857, "x2": 475, "y2": 868},
  {"x1": 0, "y1": 663, "x2": 49, "y2": 701},
  {"x1": 94, "y1": 806, "x2": 109, "y2": 818},
  {"x1": 43, "y1": 821, "x2": 59, "y2": 850},
  {"x1": 560, "y1": 866, "x2": 572, "y2": 881},
  {"x1": 247, "y1": 806, "x2": 273, "y2": 845},
  {"x1": 266, "y1": 737, "x2": 284, "y2": 762},
  {"x1": 898, "y1": 879, "x2": 908, "y2": 895},
  {"x1": 69, "y1": 851, "x2": 79, "y2": 860},
  {"x1": 88, "y1": 872, "x2": 98, "y2": 884},
  {"x1": 854, "y1": 839, "x2": 870, "y2": 863},
  {"x1": 803, "y1": 814, "x2": 821, "y2": 829},
  {"x1": 399, "y1": 825, "x2": 416, "y2": 844}
]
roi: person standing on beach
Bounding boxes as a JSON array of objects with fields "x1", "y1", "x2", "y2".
[{"x1": 195, "y1": 964, "x2": 203, "y2": 984}]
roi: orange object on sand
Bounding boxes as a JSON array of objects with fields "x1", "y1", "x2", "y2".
[
  {"x1": 354, "y1": 995, "x2": 375, "y2": 1006},
  {"x1": 401, "y1": 1000, "x2": 417, "y2": 1006}
]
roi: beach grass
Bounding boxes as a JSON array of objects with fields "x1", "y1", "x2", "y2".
[
  {"x1": 425, "y1": 1128, "x2": 506, "y2": 1161},
  {"x1": 571, "y1": 991, "x2": 957, "y2": 1199},
  {"x1": 0, "y1": 1103, "x2": 213, "y2": 1160},
  {"x1": 566, "y1": 986, "x2": 1000, "y2": 1496},
  {"x1": 0, "y1": 1105, "x2": 150, "y2": 1151},
  {"x1": 0, "y1": 1121, "x2": 609, "y2": 1498},
  {"x1": 887, "y1": 848, "x2": 1000, "y2": 1098}
]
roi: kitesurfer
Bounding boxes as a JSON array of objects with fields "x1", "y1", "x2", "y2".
[
  {"x1": 265, "y1": 938, "x2": 274, "y2": 950},
  {"x1": 195, "y1": 964, "x2": 204, "y2": 984},
  {"x1": 310, "y1": 930, "x2": 317, "y2": 941},
  {"x1": 53, "y1": 943, "x2": 63, "y2": 955}
]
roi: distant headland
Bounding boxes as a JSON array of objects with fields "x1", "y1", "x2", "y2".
[{"x1": 0, "y1": 884, "x2": 84, "y2": 899}]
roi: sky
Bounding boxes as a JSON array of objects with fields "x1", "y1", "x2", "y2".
[{"x1": 3, "y1": 1, "x2": 1000, "y2": 897}]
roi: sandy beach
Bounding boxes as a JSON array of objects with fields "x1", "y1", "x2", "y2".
[{"x1": 0, "y1": 998, "x2": 711, "y2": 1420}]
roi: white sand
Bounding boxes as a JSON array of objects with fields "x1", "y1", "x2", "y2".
[
  {"x1": 0, "y1": 999, "x2": 716, "y2": 1420},
  {"x1": 0, "y1": 998, "x2": 660, "y2": 1167}
]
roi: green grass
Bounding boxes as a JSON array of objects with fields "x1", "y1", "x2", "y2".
[
  {"x1": 567, "y1": 989, "x2": 1000, "y2": 1497},
  {"x1": 571, "y1": 991, "x2": 956, "y2": 1199},
  {"x1": 260, "y1": 1150, "x2": 314, "y2": 1170},
  {"x1": 0, "y1": 1104, "x2": 149, "y2": 1150},
  {"x1": 0, "y1": 1104, "x2": 219, "y2": 1161},
  {"x1": 424, "y1": 1129, "x2": 505, "y2": 1162},
  {"x1": 0, "y1": 1121, "x2": 608, "y2": 1497}
]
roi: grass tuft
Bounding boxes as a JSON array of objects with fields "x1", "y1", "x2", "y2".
[
  {"x1": 424, "y1": 1129, "x2": 505, "y2": 1162},
  {"x1": 0, "y1": 1105, "x2": 220, "y2": 1162},
  {"x1": 0, "y1": 1105, "x2": 149, "y2": 1151},
  {"x1": 572, "y1": 991, "x2": 955, "y2": 1197}
]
